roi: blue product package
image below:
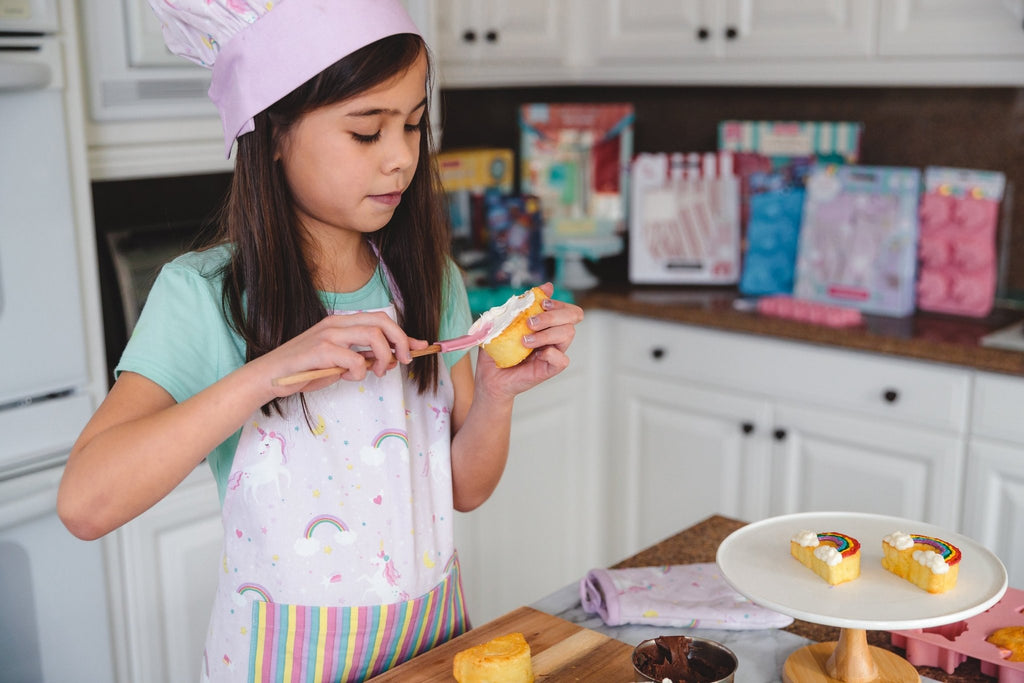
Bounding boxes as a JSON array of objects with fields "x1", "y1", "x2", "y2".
[
  {"x1": 739, "y1": 188, "x2": 805, "y2": 296},
  {"x1": 484, "y1": 191, "x2": 546, "y2": 289}
]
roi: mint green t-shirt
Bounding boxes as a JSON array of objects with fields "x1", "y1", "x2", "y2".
[{"x1": 115, "y1": 244, "x2": 472, "y2": 503}]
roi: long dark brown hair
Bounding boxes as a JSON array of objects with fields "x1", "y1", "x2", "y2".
[{"x1": 212, "y1": 34, "x2": 450, "y2": 415}]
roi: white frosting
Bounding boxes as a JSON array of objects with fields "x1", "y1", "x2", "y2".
[
  {"x1": 884, "y1": 531, "x2": 914, "y2": 550},
  {"x1": 468, "y1": 289, "x2": 536, "y2": 344},
  {"x1": 814, "y1": 545, "x2": 843, "y2": 567},
  {"x1": 913, "y1": 549, "x2": 950, "y2": 574},
  {"x1": 792, "y1": 530, "x2": 819, "y2": 548}
]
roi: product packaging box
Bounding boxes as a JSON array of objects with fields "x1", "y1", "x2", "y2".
[
  {"x1": 793, "y1": 164, "x2": 921, "y2": 317},
  {"x1": 519, "y1": 103, "x2": 634, "y2": 253},
  {"x1": 629, "y1": 151, "x2": 741, "y2": 284},
  {"x1": 916, "y1": 166, "x2": 1006, "y2": 317},
  {"x1": 436, "y1": 148, "x2": 515, "y2": 288},
  {"x1": 482, "y1": 191, "x2": 546, "y2": 289},
  {"x1": 718, "y1": 120, "x2": 864, "y2": 296}
]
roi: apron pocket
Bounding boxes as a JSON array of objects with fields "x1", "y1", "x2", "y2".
[{"x1": 246, "y1": 555, "x2": 469, "y2": 683}]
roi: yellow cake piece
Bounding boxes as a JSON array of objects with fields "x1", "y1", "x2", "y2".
[
  {"x1": 790, "y1": 530, "x2": 861, "y2": 586},
  {"x1": 472, "y1": 287, "x2": 549, "y2": 368},
  {"x1": 453, "y1": 632, "x2": 534, "y2": 683},
  {"x1": 881, "y1": 531, "x2": 961, "y2": 593}
]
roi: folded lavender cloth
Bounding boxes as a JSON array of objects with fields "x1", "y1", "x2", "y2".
[{"x1": 580, "y1": 563, "x2": 793, "y2": 630}]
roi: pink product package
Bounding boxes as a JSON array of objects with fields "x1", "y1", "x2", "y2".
[{"x1": 916, "y1": 167, "x2": 1007, "y2": 318}]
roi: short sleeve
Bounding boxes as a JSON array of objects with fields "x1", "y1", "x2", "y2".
[
  {"x1": 115, "y1": 250, "x2": 245, "y2": 403},
  {"x1": 439, "y1": 259, "x2": 473, "y2": 368}
]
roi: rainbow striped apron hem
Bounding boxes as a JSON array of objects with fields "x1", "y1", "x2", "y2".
[{"x1": 246, "y1": 554, "x2": 468, "y2": 683}]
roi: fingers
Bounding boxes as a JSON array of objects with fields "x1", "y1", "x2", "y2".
[
  {"x1": 271, "y1": 312, "x2": 424, "y2": 391},
  {"x1": 522, "y1": 290, "x2": 583, "y2": 353}
]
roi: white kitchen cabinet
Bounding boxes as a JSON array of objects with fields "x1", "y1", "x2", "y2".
[
  {"x1": 588, "y1": 0, "x2": 875, "y2": 65},
  {"x1": 454, "y1": 313, "x2": 608, "y2": 626},
  {"x1": 962, "y1": 439, "x2": 1024, "y2": 590},
  {"x1": 963, "y1": 372, "x2": 1024, "y2": 589},
  {"x1": 436, "y1": 0, "x2": 569, "y2": 68},
  {"x1": 879, "y1": 0, "x2": 1024, "y2": 57},
  {"x1": 105, "y1": 465, "x2": 221, "y2": 683},
  {"x1": 610, "y1": 371, "x2": 772, "y2": 554},
  {"x1": 769, "y1": 400, "x2": 965, "y2": 529},
  {"x1": 606, "y1": 314, "x2": 971, "y2": 560},
  {"x1": 437, "y1": 0, "x2": 1022, "y2": 86}
]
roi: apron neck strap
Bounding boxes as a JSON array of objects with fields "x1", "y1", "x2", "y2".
[{"x1": 369, "y1": 239, "x2": 404, "y2": 315}]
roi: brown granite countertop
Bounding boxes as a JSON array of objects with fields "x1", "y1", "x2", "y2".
[
  {"x1": 613, "y1": 515, "x2": 994, "y2": 683},
  {"x1": 576, "y1": 285, "x2": 1024, "y2": 377}
]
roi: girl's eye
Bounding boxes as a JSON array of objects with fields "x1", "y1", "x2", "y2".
[
  {"x1": 405, "y1": 121, "x2": 423, "y2": 133},
  {"x1": 352, "y1": 131, "x2": 382, "y2": 144}
]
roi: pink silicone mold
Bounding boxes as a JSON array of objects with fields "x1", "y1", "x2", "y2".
[
  {"x1": 915, "y1": 192, "x2": 1001, "y2": 318},
  {"x1": 756, "y1": 295, "x2": 863, "y2": 328},
  {"x1": 890, "y1": 587, "x2": 1024, "y2": 681}
]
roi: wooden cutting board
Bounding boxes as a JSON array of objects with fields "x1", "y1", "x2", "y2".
[{"x1": 370, "y1": 606, "x2": 637, "y2": 681}]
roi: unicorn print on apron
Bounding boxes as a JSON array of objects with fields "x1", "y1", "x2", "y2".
[{"x1": 201, "y1": 266, "x2": 468, "y2": 683}]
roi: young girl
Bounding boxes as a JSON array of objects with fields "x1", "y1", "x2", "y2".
[{"x1": 57, "y1": 1, "x2": 583, "y2": 681}]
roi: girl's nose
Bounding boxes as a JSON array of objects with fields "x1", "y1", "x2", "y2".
[{"x1": 384, "y1": 132, "x2": 417, "y2": 175}]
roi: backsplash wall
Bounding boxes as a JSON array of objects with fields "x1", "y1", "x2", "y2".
[{"x1": 439, "y1": 86, "x2": 1024, "y2": 298}]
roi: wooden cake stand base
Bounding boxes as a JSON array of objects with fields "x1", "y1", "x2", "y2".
[{"x1": 783, "y1": 629, "x2": 919, "y2": 683}]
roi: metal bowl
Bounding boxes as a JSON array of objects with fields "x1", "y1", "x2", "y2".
[{"x1": 632, "y1": 636, "x2": 738, "y2": 683}]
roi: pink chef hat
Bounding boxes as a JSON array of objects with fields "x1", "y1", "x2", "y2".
[{"x1": 147, "y1": 0, "x2": 422, "y2": 158}]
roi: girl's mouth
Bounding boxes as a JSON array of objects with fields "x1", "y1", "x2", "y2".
[{"x1": 369, "y1": 192, "x2": 402, "y2": 207}]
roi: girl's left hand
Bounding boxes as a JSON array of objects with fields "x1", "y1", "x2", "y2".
[{"x1": 474, "y1": 282, "x2": 584, "y2": 400}]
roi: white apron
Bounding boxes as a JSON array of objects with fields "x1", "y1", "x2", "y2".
[{"x1": 200, "y1": 300, "x2": 468, "y2": 682}]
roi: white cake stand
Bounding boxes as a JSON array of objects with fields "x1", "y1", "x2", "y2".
[{"x1": 716, "y1": 512, "x2": 1008, "y2": 683}]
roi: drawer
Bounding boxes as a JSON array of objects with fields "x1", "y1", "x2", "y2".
[
  {"x1": 612, "y1": 315, "x2": 970, "y2": 432},
  {"x1": 972, "y1": 372, "x2": 1024, "y2": 443}
]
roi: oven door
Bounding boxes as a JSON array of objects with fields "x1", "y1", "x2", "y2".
[{"x1": 0, "y1": 464, "x2": 116, "y2": 681}]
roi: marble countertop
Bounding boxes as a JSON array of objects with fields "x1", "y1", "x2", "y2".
[
  {"x1": 532, "y1": 515, "x2": 990, "y2": 683},
  {"x1": 576, "y1": 286, "x2": 1024, "y2": 377}
]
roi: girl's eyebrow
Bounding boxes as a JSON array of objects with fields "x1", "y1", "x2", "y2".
[{"x1": 346, "y1": 96, "x2": 428, "y2": 118}]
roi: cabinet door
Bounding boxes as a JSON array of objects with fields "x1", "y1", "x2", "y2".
[
  {"x1": 721, "y1": 0, "x2": 876, "y2": 58},
  {"x1": 436, "y1": 0, "x2": 568, "y2": 66},
  {"x1": 611, "y1": 373, "x2": 769, "y2": 558},
  {"x1": 454, "y1": 368, "x2": 600, "y2": 625},
  {"x1": 770, "y1": 401, "x2": 965, "y2": 529},
  {"x1": 963, "y1": 438, "x2": 1024, "y2": 589},
  {"x1": 108, "y1": 466, "x2": 222, "y2": 683},
  {"x1": 879, "y1": 0, "x2": 1024, "y2": 57},
  {"x1": 589, "y1": 0, "x2": 716, "y2": 63}
]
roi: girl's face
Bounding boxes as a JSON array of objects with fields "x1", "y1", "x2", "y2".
[{"x1": 276, "y1": 50, "x2": 428, "y2": 242}]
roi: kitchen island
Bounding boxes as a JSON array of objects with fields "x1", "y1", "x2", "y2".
[{"x1": 532, "y1": 514, "x2": 994, "y2": 683}]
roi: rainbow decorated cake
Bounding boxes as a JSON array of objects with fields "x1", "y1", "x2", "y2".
[
  {"x1": 882, "y1": 531, "x2": 961, "y2": 593},
  {"x1": 790, "y1": 530, "x2": 861, "y2": 585}
]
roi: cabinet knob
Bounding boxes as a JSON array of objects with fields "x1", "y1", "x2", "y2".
[
  {"x1": 696, "y1": 27, "x2": 710, "y2": 41},
  {"x1": 485, "y1": 30, "x2": 499, "y2": 43},
  {"x1": 650, "y1": 347, "x2": 666, "y2": 360},
  {"x1": 883, "y1": 389, "x2": 899, "y2": 404},
  {"x1": 724, "y1": 26, "x2": 739, "y2": 40},
  {"x1": 462, "y1": 29, "x2": 477, "y2": 43},
  {"x1": 773, "y1": 428, "x2": 787, "y2": 441},
  {"x1": 741, "y1": 421, "x2": 755, "y2": 435}
]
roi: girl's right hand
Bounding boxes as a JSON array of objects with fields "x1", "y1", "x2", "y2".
[{"x1": 256, "y1": 311, "x2": 428, "y2": 398}]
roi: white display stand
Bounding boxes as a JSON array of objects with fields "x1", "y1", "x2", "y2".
[{"x1": 717, "y1": 512, "x2": 1008, "y2": 683}]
